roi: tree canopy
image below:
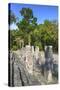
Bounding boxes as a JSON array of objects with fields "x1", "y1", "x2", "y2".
[{"x1": 9, "y1": 8, "x2": 58, "y2": 53}]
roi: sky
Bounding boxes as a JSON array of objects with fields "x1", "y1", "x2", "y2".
[{"x1": 9, "y1": 3, "x2": 58, "y2": 30}]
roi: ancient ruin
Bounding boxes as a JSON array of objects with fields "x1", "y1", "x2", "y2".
[{"x1": 8, "y1": 45, "x2": 58, "y2": 86}]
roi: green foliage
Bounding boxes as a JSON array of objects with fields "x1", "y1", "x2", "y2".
[
  {"x1": 9, "y1": 8, "x2": 58, "y2": 52},
  {"x1": 9, "y1": 30, "x2": 20, "y2": 50},
  {"x1": 9, "y1": 10, "x2": 16, "y2": 25},
  {"x1": 17, "y1": 8, "x2": 37, "y2": 45},
  {"x1": 34, "y1": 41, "x2": 43, "y2": 51},
  {"x1": 12, "y1": 45, "x2": 18, "y2": 50},
  {"x1": 37, "y1": 20, "x2": 58, "y2": 52},
  {"x1": 20, "y1": 8, "x2": 33, "y2": 21}
]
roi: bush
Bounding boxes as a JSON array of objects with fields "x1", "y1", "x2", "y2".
[
  {"x1": 34, "y1": 41, "x2": 43, "y2": 51},
  {"x1": 12, "y1": 45, "x2": 18, "y2": 51}
]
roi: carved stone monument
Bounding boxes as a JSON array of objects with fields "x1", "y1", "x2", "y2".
[
  {"x1": 35, "y1": 46, "x2": 39, "y2": 60},
  {"x1": 33, "y1": 46, "x2": 40, "y2": 72},
  {"x1": 45, "y1": 46, "x2": 53, "y2": 82},
  {"x1": 31, "y1": 46, "x2": 34, "y2": 55},
  {"x1": 25, "y1": 45, "x2": 33, "y2": 74}
]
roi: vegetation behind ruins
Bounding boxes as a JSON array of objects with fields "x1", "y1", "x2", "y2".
[{"x1": 9, "y1": 8, "x2": 58, "y2": 53}]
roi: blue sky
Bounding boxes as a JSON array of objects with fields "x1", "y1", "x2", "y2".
[{"x1": 9, "y1": 3, "x2": 58, "y2": 29}]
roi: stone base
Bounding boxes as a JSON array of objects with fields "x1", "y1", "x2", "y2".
[{"x1": 47, "y1": 70, "x2": 52, "y2": 82}]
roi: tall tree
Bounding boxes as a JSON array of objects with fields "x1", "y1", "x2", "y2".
[{"x1": 17, "y1": 8, "x2": 37, "y2": 45}]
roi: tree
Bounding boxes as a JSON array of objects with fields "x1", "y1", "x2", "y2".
[
  {"x1": 17, "y1": 8, "x2": 37, "y2": 45},
  {"x1": 8, "y1": 10, "x2": 17, "y2": 50},
  {"x1": 8, "y1": 10, "x2": 16, "y2": 25},
  {"x1": 9, "y1": 7, "x2": 58, "y2": 52},
  {"x1": 37, "y1": 20, "x2": 58, "y2": 52}
]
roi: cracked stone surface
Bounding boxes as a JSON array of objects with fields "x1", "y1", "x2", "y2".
[{"x1": 9, "y1": 46, "x2": 58, "y2": 86}]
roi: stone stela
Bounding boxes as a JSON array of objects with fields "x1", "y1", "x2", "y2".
[
  {"x1": 25, "y1": 45, "x2": 33, "y2": 74},
  {"x1": 44, "y1": 46, "x2": 53, "y2": 82}
]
